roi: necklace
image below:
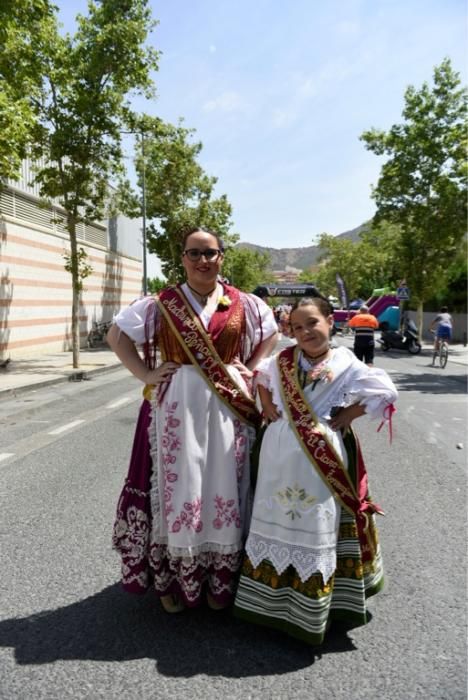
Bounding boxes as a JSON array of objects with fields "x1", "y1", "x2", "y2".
[
  {"x1": 186, "y1": 282, "x2": 218, "y2": 305},
  {"x1": 302, "y1": 348, "x2": 331, "y2": 364}
]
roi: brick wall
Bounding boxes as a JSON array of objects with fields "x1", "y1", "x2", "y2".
[{"x1": 0, "y1": 217, "x2": 142, "y2": 360}]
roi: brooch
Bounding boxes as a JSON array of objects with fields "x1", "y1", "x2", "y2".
[
  {"x1": 307, "y1": 362, "x2": 334, "y2": 385},
  {"x1": 217, "y1": 295, "x2": 232, "y2": 310}
]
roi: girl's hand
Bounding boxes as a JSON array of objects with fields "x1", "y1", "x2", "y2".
[
  {"x1": 257, "y1": 384, "x2": 281, "y2": 422},
  {"x1": 328, "y1": 403, "x2": 365, "y2": 433},
  {"x1": 144, "y1": 362, "x2": 180, "y2": 385},
  {"x1": 262, "y1": 401, "x2": 281, "y2": 422}
]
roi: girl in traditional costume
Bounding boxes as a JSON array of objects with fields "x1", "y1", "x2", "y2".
[
  {"x1": 234, "y1": 296, "x2": 397, "y2": 644},
  {"x1": 107, "y1": 228, "x2": 278, "y2": 613}
]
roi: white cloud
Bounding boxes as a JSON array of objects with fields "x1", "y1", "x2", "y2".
[
  {"x1": 268, "y1": 53, "x2": 374, "y2": 130},
  {"x1": 297, "y1": 76, "x2": 318, "y2": 98},
  {"x1": 335, "y1": 20, "x2": 360, "y2": 36},
  {"x1": 271, "y1": 107, "x2": 297, "y2": 128},
  {"x1": 209, "y1": 44, "x2": 216, "y2": 53},
  {"x1": 203, "y1": 90, "x2": 248, "y2": 113}
]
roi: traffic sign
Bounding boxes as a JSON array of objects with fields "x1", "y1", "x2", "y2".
[{"x1": 397, "y1": 285, "x2": 410, "y2": 300}]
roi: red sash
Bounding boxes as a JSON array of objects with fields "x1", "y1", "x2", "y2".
[
  {"x1": 156, "y1": 286, "x2": 261, "y2": 428},
  {"x1": 277, "y1": 345, "x2": 383, "y2": 563}
]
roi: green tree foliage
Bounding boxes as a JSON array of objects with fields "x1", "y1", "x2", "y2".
[
  {"x1": 147, "y1": 276, "x2": 167, "y2": 295},
  {"x1": 130, "y1": 115, "x2": 235, "y2": 282},
  {"x1": 222, "y1": 246, "x2": 273, "y2": 292},
  {"x1": 425, "y1": 241, "x2": 467, "y2": 312},
  {"x1": 357, "y1": 220, "x2": 405, "y2": 289},
  {"x1": 360, "y1": 58, "x2": 467, "y2": 330},
  {"x1": 315, "y1": 234, "x2": 363, "y2": 299},
  {"x1": 296, "y1": 268, "x2": 316, "y2": 284},
  {"x1": 63, "y1": 247, "x2": 93, "y2": 293},
  {"x1": 305, "y1": 221, "x2": 402, "y2": 301},
  {"x1": 0, "y1": 0, "x2": 159, "y2": 367},
  {"x1": 0, "y1": 0, "x2": 56, "y2": 182}
]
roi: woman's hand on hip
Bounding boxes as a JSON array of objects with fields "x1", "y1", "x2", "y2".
[
  {"x1": 231, "y1": 358, "x2": 255, "y2": 393},
  {"x1": 144, "y1": 362, "x2": 181, "y2": 385},
  {"x1": 231, "y1": 358, "x2": 254, "y2": 383}
]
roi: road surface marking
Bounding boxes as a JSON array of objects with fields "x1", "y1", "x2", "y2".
[
  {"x1": 48, "y1": 419, "x2": 85, "y2": 435},
  {"x1": 106, "y1": 397, "x2": 132, "y2": 409},
  {"x1": 0, "y1": 390, "x2": 140, "y2": 465}
]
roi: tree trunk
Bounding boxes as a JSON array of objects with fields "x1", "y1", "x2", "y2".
[
  {"x1": 68, "y1": 218, "x2": 80, "y2": 369},
  {"x1": 417, "y1": 301, "x2": 424, "y2": 343}
]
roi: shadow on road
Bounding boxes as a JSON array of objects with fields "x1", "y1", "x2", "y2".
[
  {"x1": 0, "y1": 583, "x2": 358, "y2": 675},
  {"x1": 391, "y1": 371, "x2": 467, "y2": 394}
]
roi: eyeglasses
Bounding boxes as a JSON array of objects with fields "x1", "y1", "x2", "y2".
[{"x1": 183, "y1": 248, "x2": 222, "y2": 262}]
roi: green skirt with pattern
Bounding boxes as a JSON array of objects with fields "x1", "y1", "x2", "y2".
[
  {"x1": 233, "y1": 508, "x2": 384, "y2": 645},
  {"x1": 235, "y1": 428, "x2": 384, "y2": 645}
]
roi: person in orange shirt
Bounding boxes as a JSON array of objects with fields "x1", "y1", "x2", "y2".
[{"x1": 347, "y1": 304, "x2": 379, "y2": 366}]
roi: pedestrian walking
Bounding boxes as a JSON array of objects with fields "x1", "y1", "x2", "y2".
[
  {"x1": 234, "y1": 296, "x2": 397, "y2": 644},
  {"x1": 348, "y1": 304, "x2": 379, "y2": 366},
  {"x1": 107, "y1": 226, "x2": 278, "y2": 613}
]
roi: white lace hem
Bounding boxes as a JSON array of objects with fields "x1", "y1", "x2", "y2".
[
  {"x1": 246, "y1": 533, "x2": 337, "y2": 584},
  {"x1": 150, "y1": 537, "x2": 243, "y2": 559}
]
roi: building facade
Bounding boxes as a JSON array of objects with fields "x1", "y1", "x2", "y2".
[{"x1": 0, "y1": 164, "x2": 144, "y2": 360}]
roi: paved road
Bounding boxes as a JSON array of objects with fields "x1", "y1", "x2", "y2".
[{"x1": 0, "y1": 342, "x2": 466, "y2": 700}]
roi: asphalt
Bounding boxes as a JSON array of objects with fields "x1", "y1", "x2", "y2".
[{"x1": 0, "y1": 338, "x2": 467, "y2": 399}]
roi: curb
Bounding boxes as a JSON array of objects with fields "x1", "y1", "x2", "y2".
[{"x1": 0, "y1": 362, "x2": 122, "y2": 400}]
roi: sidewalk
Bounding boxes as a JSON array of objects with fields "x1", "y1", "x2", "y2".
[
  {"x1": 0, "y1": 341, "x2": 467, "y2": 400},
  {"x1": 0, "y1": 348, "x2": 121, "y2": 398}
]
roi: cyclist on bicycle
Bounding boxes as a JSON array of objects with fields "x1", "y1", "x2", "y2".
[{"x1": 429, "y1": 306, "x2": 452, "y2": 365}]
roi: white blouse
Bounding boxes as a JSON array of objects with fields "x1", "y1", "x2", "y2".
[{"x1": 255, "y1": 346, "x2": 398, "y2": 421}]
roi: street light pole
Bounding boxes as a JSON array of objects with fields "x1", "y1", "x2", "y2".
[{"x1": 140, "y1": 130, "x2": 147, "y2": 295}]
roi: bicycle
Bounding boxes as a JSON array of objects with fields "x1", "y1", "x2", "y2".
[
  {"x1": 431, "y1": 330, "x2": 449, "y2": 369},
  {"x1": 87, "y1": 320, "x2": 112, "y2": 348}
]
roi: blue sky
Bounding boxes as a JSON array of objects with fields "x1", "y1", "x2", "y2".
[{"x1": 57, "y1": 0, "x2": 467, "y2": 253}]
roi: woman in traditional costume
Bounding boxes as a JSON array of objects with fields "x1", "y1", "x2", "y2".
[
  {"x1": 234, "y1": 296, "x2": 397, "y2": 644},
  {"x1": 107, "y1": 227, "x2": 278, "y2": 613}
]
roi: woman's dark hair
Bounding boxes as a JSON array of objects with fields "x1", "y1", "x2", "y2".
[
  {"x1": 290, "y1": 296, "x2": 334, "y2": 318},
  {"x1": 182, "y1": 226, "x2": 225, "y2": 252},
  {"x1": 440, "y1": 305, "x2": 448, "y2": 313}
]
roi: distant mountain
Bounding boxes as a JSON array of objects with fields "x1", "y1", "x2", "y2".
[{"x1": 238, "y1": 224, "x2": 365, "y2": 271}]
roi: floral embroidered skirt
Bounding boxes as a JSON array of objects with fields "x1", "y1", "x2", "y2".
[{"x1": 113, "y1": 365, "x2": 253, "y2": 607}]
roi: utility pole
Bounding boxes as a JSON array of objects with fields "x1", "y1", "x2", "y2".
[{"x1": 140, "y1": 130, "x2": 147, "y2": 295}]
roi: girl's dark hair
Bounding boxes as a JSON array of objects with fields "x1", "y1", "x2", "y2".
[
  {"x1": 440, "y1": 305, "x2": 448, "y2": 313},
  {"x1": 182, "y1": 226, "x2": 225, "y2": 252},
  {"x1": 290, "y1": 296, "x2": 334, "y2": 318}
]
